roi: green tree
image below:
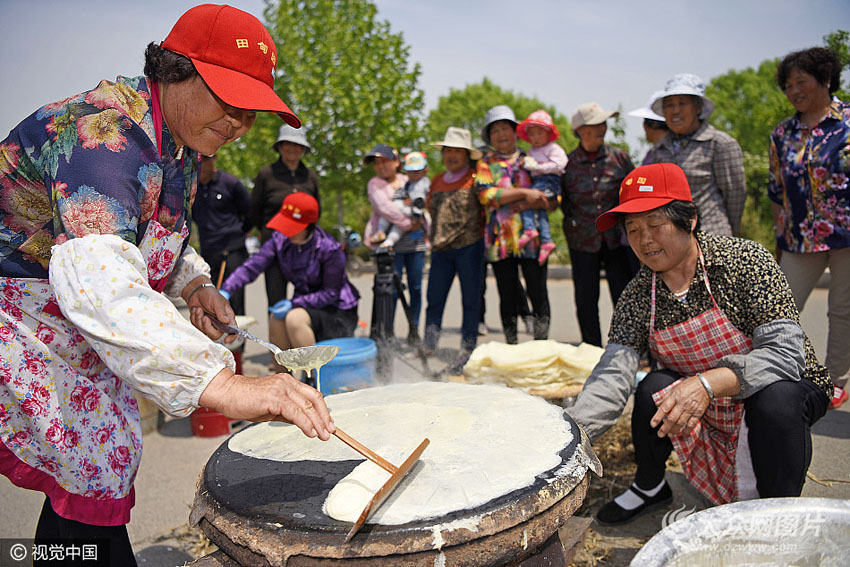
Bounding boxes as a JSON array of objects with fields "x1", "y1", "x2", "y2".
[
  {"x1": 424, "y1": 79, "x2": 579, "y2": 263},
  {"x1": 216, "y1": 0, "x2": 425, "y2": 235},
  {"x1": 706, "y1": 60, "x2": 792, "y2": 157}
]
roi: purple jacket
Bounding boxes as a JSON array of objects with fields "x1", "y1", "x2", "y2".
[{"x1": 221, "y1": 227, "x2": 359, "y2": 311}]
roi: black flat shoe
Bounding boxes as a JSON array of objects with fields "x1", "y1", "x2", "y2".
[{"x1": 595, "y1": 482, "x2": 673, "y2": 526}]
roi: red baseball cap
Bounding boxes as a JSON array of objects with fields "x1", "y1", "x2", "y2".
[
  {"x1": 595, "y1": 163, "x2": 692, "y2": 231},
  {"x1": 266, "y1": 192, "x2": 319, "y2": 236},
  {"x1": 162, "y1": 4, "x2": 301, "y2": 127}
]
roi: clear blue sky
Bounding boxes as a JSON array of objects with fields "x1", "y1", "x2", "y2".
[{"x1": 1, "y1": 0, "x2": 848, "y2": 153}]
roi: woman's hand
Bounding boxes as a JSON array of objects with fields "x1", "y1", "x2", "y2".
[
  {"x1": 650, "y1": 368, "x2": 740, "y2": 437},
  {"x1": 185, "y1": 279, "x2": 236, "y2": 343},
  {"x1": 199, "y1": 368, "x2": 336, "y2": 440},
  {"x1": 650, "y1": 376, "x2": 710, "y2": 437},
  {"x1": 523, "y1": 188, "x2": 549, "y2": 210}
]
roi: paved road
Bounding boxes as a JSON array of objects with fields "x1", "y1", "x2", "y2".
[{"x1": 0, "y1": 269, "x2": 844, "y2": 566}]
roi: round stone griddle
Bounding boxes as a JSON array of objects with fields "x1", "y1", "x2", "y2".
[{"x1": 192, "y1": 409, "x2": 594, "y2": 565}]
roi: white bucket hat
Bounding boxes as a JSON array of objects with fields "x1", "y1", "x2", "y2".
[
  {"x1": 481, "y1": 105, "x2": 517, "y2": 146},
  {"x1": 572, "y1": 102, "x2": 619, "y2": 130},
  {"x1": 628, "y1": 91, "x2": 666, "y2": 121},
  {"x1": 433, "y1": 127, "x2": 483, "y2": 160},
  {"x1": 651, "y1": 73, "x2": 715, "y2": 120},
  {"x1": 273, "y1": 124, "x2": 313, "y2": 152}
]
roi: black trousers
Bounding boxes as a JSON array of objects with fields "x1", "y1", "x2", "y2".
[
  {"x1": 632, "y1": 370, "x2": 829, "y2": 497},
  {"x1": 201, "y1": 246, "x2": 248, "y2": 316},
  {"x1": 35, "y1": 498, "x2": 137, "y2": 566},
  {"x1": 569, "y1": 244, "x2": 637, "y2": 347},
  {"x1": 263, "y1": 261, "x2": 289, "y2": 307},
  {"x1": 491, "y1": 258, "x2": 549, "y2": 344}
]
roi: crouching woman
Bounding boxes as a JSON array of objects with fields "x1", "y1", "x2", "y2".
[{"x1": 569, "y1": 163, "x2": 832, "y2": 525}]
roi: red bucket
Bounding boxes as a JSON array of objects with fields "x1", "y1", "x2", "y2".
[
  {"x1": 191, "y1": 407, "x2": 233, "y2": 437},
  {"x1": 190, "y1": 350, "x2": 241, "y2": 437}
]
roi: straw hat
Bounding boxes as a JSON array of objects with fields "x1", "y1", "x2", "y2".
[
  {"x1": 572, "y1": 102, "x2": 619, "y2": 130},
  {"x1": 432, "y1": 127, "x2": 483, "y2": 160}
]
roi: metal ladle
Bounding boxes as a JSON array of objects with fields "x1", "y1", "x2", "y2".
[{"x1": 208, "y1": 319, "x2": 340, "y2": 387}]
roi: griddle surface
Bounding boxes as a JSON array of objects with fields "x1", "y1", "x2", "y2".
[{"x1": 203, "y1": 413, "x2": 580, "y2": 536}]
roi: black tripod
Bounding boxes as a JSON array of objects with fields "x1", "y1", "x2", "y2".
[{"x1": 369, "y1": 249, "x2": 433, "y2": 378}]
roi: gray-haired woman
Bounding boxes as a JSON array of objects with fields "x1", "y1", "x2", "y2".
[{"x1": 646, "y1": 73, "x2": 746, "y2": 236}]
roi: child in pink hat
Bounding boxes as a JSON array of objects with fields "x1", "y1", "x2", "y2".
[{"x1": 517, "y1": 109, "x2": 568, "y2": 264}]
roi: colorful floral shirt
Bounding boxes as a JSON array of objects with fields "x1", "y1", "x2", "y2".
[
  {"x1": 0, "y1": 76, "x2": 232, "y2": 526},
  {"x1": 476, "y1": 151, "x2": 555, "y2": 261},
  {"x1": 560, "y1": 144, "x2": 634, "y2": 253},
  {"x1": 768, "y1": 98, "x2": 850, "y2": 253}
]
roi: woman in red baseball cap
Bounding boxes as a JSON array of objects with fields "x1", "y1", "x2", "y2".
[
  {"x1": 568, "y1": 163, "x2": 832, "y2": 525},
  {"x1": 219, "y1": 193, "x2": 360, "y2": 368},
  {"x1": 0, "y1": 6, "x2": 330, "y2": 561}
]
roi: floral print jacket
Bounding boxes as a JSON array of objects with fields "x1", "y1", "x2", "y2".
[
  {"x1": 768, "y1": 98, "x2": 850, "y2": 253},
  {"x1": 0, "y1": 76, "x2": 232, "y2": 526}
]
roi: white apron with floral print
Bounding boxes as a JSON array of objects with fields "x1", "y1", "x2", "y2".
[{"x1": 0, "y1": 214, "x2": 196, "y2": 526}]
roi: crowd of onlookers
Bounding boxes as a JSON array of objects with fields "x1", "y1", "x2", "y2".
[
  {"x1": 1, "y1": 1, "x2": 847, "y2": 552},
  {"x1": 195, "y1": 49, "x2": 848, "y2": 408}
]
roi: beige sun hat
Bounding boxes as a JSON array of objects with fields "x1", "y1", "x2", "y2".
[
  {"x1": 572, "y1": 102, "x2": 619, "y2": 130},
  {"x1": 432, "y1": 127, "x2": 483, "y2": 160}
]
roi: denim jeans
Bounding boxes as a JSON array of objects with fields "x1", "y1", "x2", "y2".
[
  {"x1": 519, "y1": 173, "x2": 558, "y2": 244},
  {"x1": 392, "y1": 250, "x2": 425, "y2": 327},
  {"x1": 424, "y1": 239, "x2": 484, "y2": 351},
  {"x1": 520, "y1": 209, "x2": 553, "y2": 243}
]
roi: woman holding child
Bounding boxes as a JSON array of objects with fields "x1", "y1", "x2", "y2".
[
  {"x1": 475, "y1": 105, "x2": 555, "y2": 344},
  {"x1": 363, "y1": 144, "x2": 428, "y2": 328}
]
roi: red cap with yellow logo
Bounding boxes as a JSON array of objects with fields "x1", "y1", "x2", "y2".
[
  {"x1": 162, "y1": 4, "x2": 300, "y2": 127},
  {"x1": 267, "y1": 192, "x2": 319, "y2": 236},
  {"x1": 595, "y1": 163, "x2": 692, "y2": 231}
]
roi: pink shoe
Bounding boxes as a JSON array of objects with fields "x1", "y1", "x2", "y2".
[
  {"x1": 830, "y1": 385, "x2": 848, "y2": 409},
  {"x1": 518, "y1": 229, "x2": 539, "y2": 248},
  {"x1": 538, "y1": 242, "x2": 556, "y2": 265}
]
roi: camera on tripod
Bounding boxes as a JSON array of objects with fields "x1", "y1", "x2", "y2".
[{"x1": 372, "y1": 246, "x2": 395, "y2": 274}]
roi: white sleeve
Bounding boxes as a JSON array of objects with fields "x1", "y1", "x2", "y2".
[
  {"x1": 162, "y1": 244, "x2": 212, "y2": 299},
  {"x1": 49, "y1": 234, "x2": 234, "y2": 417}
]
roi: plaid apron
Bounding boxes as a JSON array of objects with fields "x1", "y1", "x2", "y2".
[{"x1": 648, "y1": 252, "x2": 752, "y2": 505}]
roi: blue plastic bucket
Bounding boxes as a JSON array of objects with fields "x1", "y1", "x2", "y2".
[{"x1": 315, "y1": 337, "x2": 378, "y2": 396}]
